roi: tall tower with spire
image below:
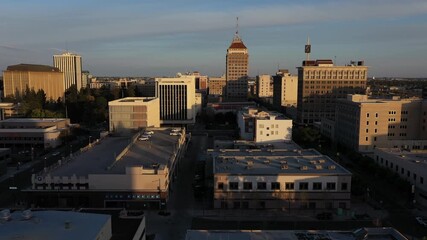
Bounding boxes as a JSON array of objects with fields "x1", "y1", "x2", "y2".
[{"x1": 225, "y1": 17, "x2": 249, "y2": 101}]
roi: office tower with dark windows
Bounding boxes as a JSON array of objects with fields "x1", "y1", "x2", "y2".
[{"x1": 53, "y1": 52, "x2": 82, "y2": 91}]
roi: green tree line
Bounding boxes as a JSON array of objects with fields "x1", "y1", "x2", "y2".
[{"x1": 3, "y1": 84, "x2": 142, "y2": 127}]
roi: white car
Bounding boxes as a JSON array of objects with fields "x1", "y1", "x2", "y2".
[
  {"x1": 141, "y1": 134, "x2": 151, "y2": 138},
  {"x1": 144, "y1": 131, "x2": 154, "y2": 135},
  {"x1": 169, "y1": 132, "x2": 181, "y2": 136},
  {"x1": 52, "y1": 152, "x2": 61, "y2": 156},
  {"x1": 138, "y1": 137, "x2": 149, "y2": 141},
  {"x1": 171, "y1": 128, "x2": 180, "y2": 133}
]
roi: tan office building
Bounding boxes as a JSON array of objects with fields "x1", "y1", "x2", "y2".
[
  {"x1": 53, "y1": 52, "x2": 82, "y2": 90},
  {"x1": 3, "y1": 64, "x2": 65, "y2": 101},
  {"x1": 334, "y1": 94, "x2": 427, "y2": 153},
  {"x1": 226, "y1": 33, "x2": 249, "y2": 100},
  {"x1": 273, "y1": 70, "x2": 298, "y2": 108},
  {"x1": 256, "y1": 75, "x2": 273, "y2": 98},
  {"x1": 108, "y1": 97, "x2": 160, "y2": 135},
  {"x1": 208, "y1": 76, "x2": 226, "y2": 96},
  {"x1": 297, "y1": 60, "x2": 367, "y2": 124}
]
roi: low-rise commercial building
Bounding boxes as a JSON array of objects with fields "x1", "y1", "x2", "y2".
[
  {"x1": 209, "y1": 142, "x2": 352, "y2": 210},
  {"x1": 0, "y1": 118, "x2": 70, "y2": 149},
  {"x1": 28, "y1": 128, "x2": 186, "y2": 209},
  {"x1": 237, "y1": 108, "x2": 292, "y2": 143},
  {"x1": 374, "y1": 148, "x2": 427, "y2": 206},
  {"x1": 108, "y1": 97, "x2": 160, "y2": 135},
  {"x1": 0, "y1": 210, "x2": 112, "y2": 240},
  {"x1": 186, "y1": 228, "x2": 408, "y2": 240}
]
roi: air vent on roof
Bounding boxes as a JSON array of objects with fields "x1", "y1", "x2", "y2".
[
  {"x1": 281, "y1": 164, "x2": 289, "y2": 170},
  {"x1": 263, "y1": 160, "x2": 271, "y2": 164},
  {"x1": 1, "y1": 209, "x2": 11, "y2": 221},
  {"x1": 22, "y1": 210, "x2": 32, "y2": 220},
  {"x1": 310, "y1": 160, "x2": 317, "y2": 165},
  {"x1": 315, "y1": 165, "x2": 323, "y2": 170},
  {"x1": 298, "y1": 150, "x2": 302, "y2": 154},
  {"x1": 328, "y1": 165, "x2": 336, "y2": 170},
  {"x1": 246, "y1": 165, "x2": 252, "y2": 169},
  {"x1": 318, "y1": 159, "x2": 326, "y2": 163},
  {"x1": 247, "y1": 160, "x2": 254, "y2": 166},
  {"x1": 280, "y1": 160, "x2": 287, "y2": 164},
  {"x1": 300, "y1": 165, "x2": 308, "y2": 171}
]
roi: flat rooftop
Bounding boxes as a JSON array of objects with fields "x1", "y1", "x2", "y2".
[
  {"x1": 211, "y1": 147, "x2": 350, "y2": 175},
  {"x1": 185, "y1": 228, "x2": 407, "y2": 240},
  {"x1": 109, "y1": 97, "x2": 156, "y2": 103},
  {"x1": 117, "y1": 129, "x2": 178, "y2": 170},
  {"x1": 0, "y1": 118, "x2": 67, "y2": 123},
  {"x1": 50, "y1": 129, "x2": 179, "y2": 177},
  {"x1": 377, "y1": 148, "x2": 427, "y2": 168},
  {"x1": 0, "y1": 210, "x2": 110, "y2": 240}
]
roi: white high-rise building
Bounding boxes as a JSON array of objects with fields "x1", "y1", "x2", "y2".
[
  {"x1": 53, "y1": 52, "x2": 82, "y2": 91},
  {"x1": 155, "y1": 75, "x2": 198, "y2": 125}
]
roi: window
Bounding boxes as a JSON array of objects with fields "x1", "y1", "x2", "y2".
[
  {"x1": 271, "y1": 182, "x2": 280, "y2": 190},
  {"x1": 313, "y1": 182, "x2": 322, "y2": 190},
  {"x1": 257, "y1": 182, "x2": 267, "y2": 190},
  {"x1": 285, "y1": 182, "x2": 294, "y2": 190},
  {"x1": 414, "y1": 173, "x2": 417, "y2": 181},
  {"x1": 326, "y1": 182, "x2": 336, "y2": 190},
  {"x1": 341, "y1": 183, "x2": 348, "y2": 190},
  {"x1": 407, "y1": 170, "x2": 410, "y2": 177},
  {"x1": 367, "y1": 121, "x2": 369, "y2": 125},
  {"x1": 218, "y1": 182, "x2": 224, "y2": 190},
  {"x1": 367, "y1": 113, "x2": 370, "y2": 117},
  {"x1": 229, "y1": 182, "x2": 238, "y2": 190},
  {"x1": 299, "y1": 182, "x2": 309, "y2": 190},
  {"x1": 243, "y1": 182, "x2": 252, "y2": 190},
  {"x1": 421, "y1": 177, "x2": 424, "y2": 184},
  {"x1": 366, "y1": 137, "x2": 368, "y2": 141}
]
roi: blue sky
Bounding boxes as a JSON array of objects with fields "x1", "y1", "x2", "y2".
[{"x1": 1, "y1": 0, "x2": 427, "y2": 77}]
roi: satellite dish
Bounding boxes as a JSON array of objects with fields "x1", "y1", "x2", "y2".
[{"x1": 176, "y1": 72, "x2": 182, "y2": 77}]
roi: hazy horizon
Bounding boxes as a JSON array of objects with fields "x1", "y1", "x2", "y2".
[{"x1": 1, "y1": 0, "x2": 427, "y2": 78}]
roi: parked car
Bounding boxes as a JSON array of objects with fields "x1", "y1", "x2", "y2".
[
  {"x1": 169, "y1": 132, "x2": 181, "y2": 136},
  {"x1": 171, "y1": 128, "x2": 180, "y2": 133},
  {"x1": 138, "y1": 137, "x2": 149, "y2": 141},
  {"x1": 144, "y1": 131, "x2": 154, "y2": 135},
  {"x1": 141, "y1": 134, "x2": 151, "y2": 138},
  {"x1": 52, "y1": 152, "x2": 61, "y2": 156}
]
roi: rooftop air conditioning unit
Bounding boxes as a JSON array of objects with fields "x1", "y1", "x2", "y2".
[
  {"x1": 22, "y1": 210, "x2": 32, "y2": 220},
  {"x1": 315, "y1": 165, "x2": 323, "y2": 170},
  {"x1": 263, "y1": 160, "x2": 271, "y2": 164},
  {"x1": 328, "y1": 165, "x2": 336, "y2": 170},
  {"x1": 281, "y1": 164, "x2": 289, "y2": 170},
  {"x1": 1, "y1": 209, "x2": 11, "y2": 221},
  {"x1": 300, "y1": 165, "x2": 308, "y2": 171}
]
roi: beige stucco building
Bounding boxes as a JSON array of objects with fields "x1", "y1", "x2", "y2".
[
  {"x1": 333, "y1": 94, "x2": 427, "y2": 153},
  {"x1": 237, "y1": 107, "x2": 292, "y2": 143},
  {"x1": 208, "y1": 76, "x2": 226, "y2": 97},
  {"x1": 108, "y1": 97, "x2": 160, "y2": 135},
  {"x1": 273, "y1": 70, "x2": 298, "y2": 108},
  {"x1": 374, "y1": 148, "x2": 427, "y2": 207},
  {"x1": 0, "y1": 118, "x2": 70, "y2": 149},
  {"x1": 256, "y1": 75, "x2": 273, "y2": 98},
  {"x1": 209, "y1": 143, "x2": 352, "y2": 210},
  {"x1": 297, "y1": 60, "x2": 367, "y2": 124},
  {"x1": 3, "y1": 64, "x2": 65, "y2": 101}
]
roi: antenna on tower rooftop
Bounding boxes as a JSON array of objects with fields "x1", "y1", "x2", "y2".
[
  {"x1": 236, "y1": 17, "x2": 239, "y2": 35},
  {"x1": 305, "y1": 36, "x2": 311, "y2": 61}
]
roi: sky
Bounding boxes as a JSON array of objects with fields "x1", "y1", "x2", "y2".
[{"x1": 1, "y1": 0, "x2": 427, "y2": 78}]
